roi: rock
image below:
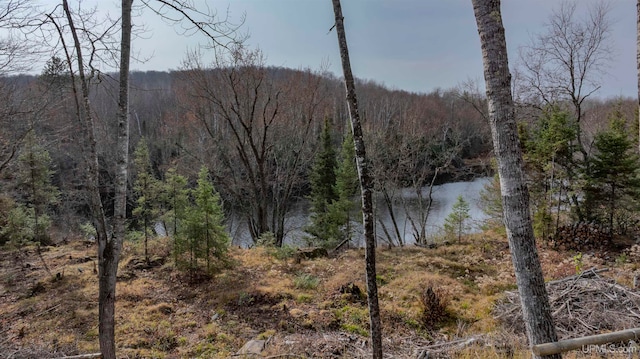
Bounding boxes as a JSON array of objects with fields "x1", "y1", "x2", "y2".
[
  {"x1": 295, "y1": 247, "x2": 329, "y2": 262},
  {"x1": 236, "y1": 339, "x2": 265, "y2": 356}
]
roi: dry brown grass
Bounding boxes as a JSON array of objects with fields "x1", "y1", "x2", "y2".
[{"x1": 0, "y1": 232, "x2": 637, "y2": 358}]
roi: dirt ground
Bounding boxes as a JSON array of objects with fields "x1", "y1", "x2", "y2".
[{"x1": 0, "y1": 232, "x2": 638, "y2": 358}]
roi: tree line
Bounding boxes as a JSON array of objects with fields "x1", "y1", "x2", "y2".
[
  {"x1": 0, "y1": 55, "x2": 497, "y2": 248},
  {"x1": 2, "y1": 62, "x2": 634, "y2": 250},
  {"x1": 0, "y1": 1, "x2": 639, "y2": 358}
]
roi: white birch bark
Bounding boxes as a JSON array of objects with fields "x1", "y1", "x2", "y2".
[
  {"x1": 98, "y1": 1, "x2": 131, "y2": 358},
  {"x1": 471, "y1": 1, "x2": 560, "y2": 358},
  {"x1": 330, "y1": 1, "x2": 382, "y2": 357}
]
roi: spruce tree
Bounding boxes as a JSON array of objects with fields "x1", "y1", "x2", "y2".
[
  {"x1": 132, "y1": 138, "x2": 161, "y2": 262},
  {"x1": 330, "y1": 132, "x2": 360, "y2": 244},
  {"x1": 184, "y1": 166, "x2": 229, "y2": 275},
  {"x1": 585, "y1": 111, "x2": 640, "y2": 234},
  {"x1": 444, "y1": 195, "x2": 471, "y2": 243},
  {"x1": 335, "y1": 132, "x2": 359, "y2": 200},
  {"x1": 1, "y1": 205, "x2": 37, "y2": 247},
  {"x1": 306, "y1": 118, "x2": 339, "y2": 246},
  {"x1": 310, "y1": 118, "x2": 338, "y2": 212},
  {"x1": 163, "y1": 167, "x2": 189, "y2": 267},
  {"x1": 13, "y1": 131, "x2": 59, "y2": 245},
  {"x1": 521, "y1": 108, "x2": 577, "y2": 238}
]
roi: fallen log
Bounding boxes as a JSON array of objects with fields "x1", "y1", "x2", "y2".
[
  {"x1": 545, "y1": 267, "x2": 609, "y2": 286},
  {"x1": 52, "y1": 354, "x2": 102, "y2": 359},
  {"x1": 532, "y1": 328, "x2": 640, "y2": 356}
]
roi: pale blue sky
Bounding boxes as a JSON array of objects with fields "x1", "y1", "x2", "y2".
[{"x1": 102, "y1": 1, "x2": 635, "y2": 98}]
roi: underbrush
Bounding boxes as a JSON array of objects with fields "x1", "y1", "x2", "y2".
[{"x1": 0, "y1": 232, "x2": 636, "y2": 358}]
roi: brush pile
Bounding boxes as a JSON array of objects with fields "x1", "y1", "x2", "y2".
[
  {"x1": 494, "y1": 268, "x2": 640, "y2": 340},
  {"x1": 625, "y1": 244, "x2": 640, "y2": 260},
  {"x1": 548, "y1": 223, "x2": 612, "y2": 251}
]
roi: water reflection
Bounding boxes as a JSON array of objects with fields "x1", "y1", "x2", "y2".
[{"x1": 228, "y1": 177, "x2": 491, "y2": 248}]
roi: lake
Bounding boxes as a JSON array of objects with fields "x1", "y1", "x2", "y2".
[{"x1": 228, "y1": 177, "x2": 492, "y2": 247}]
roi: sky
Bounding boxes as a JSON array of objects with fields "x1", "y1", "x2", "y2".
[{"x1": 96, "y1": 0, "x2": 635, "y2": 98}]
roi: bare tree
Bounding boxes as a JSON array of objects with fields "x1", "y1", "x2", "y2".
[
  {"x1": 517, "y1": 0, "x2": 612, "y2": 157},
  {"x1": 0, "y1": 1, "x2": 44, "y2": 174},
  {"x1": 96, "y1": 1, "x2": 132, "y2": 357},
  {"x1": 0, "y1": 79, "x2": 33, "y2": 176},
  {"x1": 471, "y1": 1, "x2": 560, "y2": 358},
  {"x1": 104, "y1": 1, "x2": 241, "y2": 355},
  {"x1": 42, "y1": 2, "x2": 242, "y2": 357},
  {"x1": 330, "y1": 1, "x2": 382, "y2": 357},
  {"x1": 0, "y1": 0, "x2": 38, "y2": 75},
  {"x1": 46, "y1": 1, "x2": 118, "y2": 356},
  {"x1": 178, "y1": 47, "x2": 326, "y2": 246}
]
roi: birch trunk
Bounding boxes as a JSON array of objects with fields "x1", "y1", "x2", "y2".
[
  {"x1": 330, "y1": 1, "x2": 382, "y2": 357},
  {"x1": 59, "y1": 1, "x2": 114, "y2": 356},
  {"x1": 471, "y1": 1, "x2": 560, "y2": 358},
  {"x1": 56, "y1": 0, "x2": 115, "y2": 359},
  {"x1": 99, "y1": 1, "x2": 132, "y2": 358}
]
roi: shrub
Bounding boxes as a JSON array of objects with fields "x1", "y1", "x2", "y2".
[
  {"x1": 293, "y1": 273, "x2": 319, "y2": 290},
  {"x1": 419, "y1": 284, "x2": 451, "y2": 330},
  {"x1": 256, "y1": 231, "x2": 276, "y2": 247},
  {"x1": 272, "y1": 245, "x2": 297, "y2": 260},
  {"x1": 0, "y1": 194, "x2": 15, "y2": 246},
  {"x1": 0, "y1": 204, "x2": 50, "y2": 246},
  {"x1": 79, "y1": 221, "x2": 97, "y2": 240}
]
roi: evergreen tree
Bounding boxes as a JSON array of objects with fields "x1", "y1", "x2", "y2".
[
  {"x1": 40, "y1": 56, "x2": 71, "y2": 91},
  {"x1": 521, "y1": 107, "x2": 577, "y2": 237},
  {"x1": 163, "y1": 167, "x2": 189, "y2": 267},
  {"x1": 13, "y1": 132, "x2": 59, "y2": 245},
  {"x1": 183, "y1": 166, "x2": 229, "y2": 275},
  {"x1": 132, "y1": 138, "x2": 161, "y2": 261},
  {"x1": 444, "y1": 195, "x2": 471, "y2": 243},
  {"x1": 310, "y1": 118, "x2": 338, "y2": 212},
  {"x1": 335, "y1": 132, "x2": 359, "y2": 200},
  {"x1": 306, "y1": 118, "x2": 339, "y2": 246},
  {"x1": 1, "y1": 205, "x2": 37, "y2": 247},
  {"x1": 584, "y1": 111, "x2": 640, "y2": 234},
  {"x1": 330, "y1": 132, "x2": 360, "y2": 244}
]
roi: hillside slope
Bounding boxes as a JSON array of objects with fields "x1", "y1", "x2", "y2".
[{"x1": 0, "y1": 233, "x2": 637, "y2": 358}]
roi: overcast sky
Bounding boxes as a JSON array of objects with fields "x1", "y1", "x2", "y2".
[{"x1": 104, "y1": 0, "x2": 635, "y2": 98}]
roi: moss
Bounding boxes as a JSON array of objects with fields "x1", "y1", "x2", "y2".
[
  {"x1": 341, "y1": 323, "x2": 368, "y2": 336},
  {"x1": 296, "y1": 293, "x2": 313, "y2": 303},
  {"x1": 293, "y1": 273, "x2": 319, "y2": 290}
]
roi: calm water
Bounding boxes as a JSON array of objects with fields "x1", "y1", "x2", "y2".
[
  {"x1": 228, "y1": 177, "x2": 491, "y2": 247},
  {"x1": 371, "y1": 177, "x2": 491, "y2": 246}
]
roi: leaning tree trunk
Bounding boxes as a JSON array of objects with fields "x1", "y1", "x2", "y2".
[
  {"x1": 330, "y1": 1, "x2": 382, "y2": 358},
  {"x1": 59, "y1": 0, "x2": 114, "y2": 357},
  {"x1": 471, "y1": 1, "x2": 560, "y2": 358}
]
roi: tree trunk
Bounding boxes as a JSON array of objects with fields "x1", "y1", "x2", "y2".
[
  {"x1": 382, "y1": 190, "x2": 403, "y2": 246},
  {"x1": 471, "y1": 1, "x2": 560, "y2": 358},
  {"x1": 98, "y1": 1, "x2": 132, "y2": 358},
  {"x1": 330, "y1": 1, "x2": 382, "y2": 358},
  {"x1": 59, "y1": 1, "x2": 114, "y2": 357}
]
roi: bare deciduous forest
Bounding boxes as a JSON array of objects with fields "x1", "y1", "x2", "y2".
[{"x1": 1, "y1": 0, "x2": 640, "y2": 358}]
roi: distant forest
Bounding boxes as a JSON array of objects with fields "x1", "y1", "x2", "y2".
[{"x1": 0, "y1": 55, "x2": 636, "y2": 246}]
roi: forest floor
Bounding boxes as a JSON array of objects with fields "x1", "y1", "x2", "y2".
[{"x1": 0, "y1": 230, "x2": 638, "y2": 359}]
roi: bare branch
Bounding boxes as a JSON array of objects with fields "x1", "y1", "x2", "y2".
[
  {"x1": 516, "y1": 0, "x2": 612, "y2": 108},
  {"x1": 0, "y1": 0, "x2": 41, "y2": 74},
  {"x1": 139, "y1": 0, "x2": 246, "y2": 50}
]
